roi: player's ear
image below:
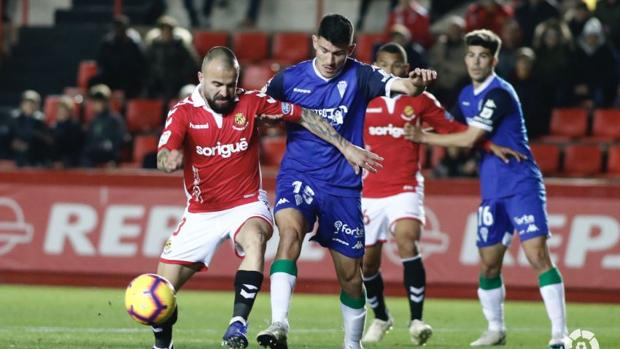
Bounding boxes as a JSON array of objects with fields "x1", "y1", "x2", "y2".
[
  {"x1": 197, "y1": 71, "x2": 204, "y2": 83},
  {"x1": 312, "y1": 35, "x2": 319, "y2": 50},
  {"x1": 347, "y1": 43, "x2": 356, "y2": 56}
]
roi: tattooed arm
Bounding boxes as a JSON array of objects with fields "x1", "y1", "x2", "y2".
[
  {"x1": 157, "y1": 148, "x2": 183, "y2": 173},
  {"x1": 298, "y1": 108, "x2": 383, "y2": 174}
]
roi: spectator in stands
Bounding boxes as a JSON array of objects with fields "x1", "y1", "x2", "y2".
[
  {"x1": 508, "y1": 47, "x2": 550, "y2": 139},
  {"x1": 355, "y1": 0, "x2": 398, "y2": 31},
  {"x1": 81, "y1": 85, "x2": 127, "y2": 168},
  {"x1": 184, "y1": 0, "x2": 261, "y2": 29},
  {"x1": 464, "y1": 0, "x2": 514, "y2": 35},
  {"x1": 384, "y1": 0, "x2": 433, "y2": 49},
  {"x1": 565, "y1": 1, "x2": 592, "y2": 38},
  {"x1": 10, "y1": 90, "x2": 53, "y2": 167},
  {"x1": 432, "y1": 147, "x2": 478, "y2": 178},
  {"x1": 146, "y1": 16, "x2": 199, "y2": 101},
  {"x1": 374, "y1": 24, "x2": 428, "y2": 69},
  {"x1": 497, "y1": 18, "x2": 524, "y2": 78},
  {"x1": 179, "y1": 84, "x2": 196, "y2": 100},
  {"x1": 145, "y1": 15, "x2": 194, "y2": 50},
  {"x1": 514, "y1": 0, "x2": 560, "y2": 46},
  {"x1": 573, "y1": 17, "x2": 618, "y2": 107},
  {"x1": 91, "y1": 15, "x2": 147, "y2": 99},
  {"x1": 52, "y1": 96, "x2": 84, "y2": 168},
  {"x1": 593, "y1": 0, "x2": 620, "y2": 57},
  {"x1": 427, "y1": 16, "x2": 468, "y2": 107},
  {"x1": 532, "y1": 18, "x2": 575, "y2": 107}
]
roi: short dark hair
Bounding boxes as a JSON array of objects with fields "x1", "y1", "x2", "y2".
[
  {"x1": 376, "y1": 42, "x2": 408, "y2": 63},
  {"x1": 465, "y1": 29, "x2": 502, "y2": 57},
  {"x1": 318, "y1": 14, "x2": 354, "y2": 46},
  {"x1": 202, "y1": 46, "x2": 240, "y2": 73}
]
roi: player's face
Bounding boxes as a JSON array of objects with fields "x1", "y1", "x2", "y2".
[
  {"x1": 199, "y1": 61, "x2": 238, "y2": 114},
  {"x1": 374, "y1": 51, "x2": 409, "y2": 78},
  {"x1": 464, "y1": 45, "x2": 496, "y2": 83},
  {"x1": 312, "y1": 35, "x2": 355, "y2": 78}
]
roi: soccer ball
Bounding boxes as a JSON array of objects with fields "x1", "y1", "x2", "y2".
[{"x1": 124, "y1": 273, "x2": 176, "y2": 325}]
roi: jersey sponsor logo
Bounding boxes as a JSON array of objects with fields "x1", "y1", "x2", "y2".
[
  {"x1": 514, "y1": 214, "x2": 535, "y2": 225},
  {"x1": 233, "y1": 112, "x2": 248, "y2": 131},
  {"x1": 401, "y1": 105, "x2": 416, "y2": 121},
  {"x1": 158, "y1": 130, "x2": 171, "y2": 148},
  {"x1": 310, "y1": 105, "x2": 348, "y2": 125},
  {"x1": 334, "y1": 220, "x2": 363, "y2": 238},
  {"x1": 281, "y1": 102, "x2": 292, "y2": 115},
  {"x1": 337, "y1": 80, "x2": 347, "y2": 98},
  {"x1": 0, "y1": 198, "x2": 34, "y2": 256},
  {"x1": 368, "y1": 124, "x2": 404, "y2": 138},
  {"x1": 189, "y1": 122, "x2": 209, "y2": 129},
  {"x1": 195, "y1": 138, "x2": 249, "y2": 158},
  {"x1": 293, "y1": 87, "x2": 312, "y2": 94}
]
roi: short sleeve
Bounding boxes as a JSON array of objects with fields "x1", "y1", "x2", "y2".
[
  {"x1": 253, "y1": 91, "x2": 302, "y2": 123},
  {"x1": 419, "y1": 93, "x2": 468, "y2": 134},
  {"x1": 263, "y1": 71, "x2": 286, "y2": 101},
  {"x1": 158, "y1": 106, "x2": 187, "y2": 151},
  {"x1": 356, "y1": 63, "x2": 394, "y2": 100},
  {"x1": 468, "y1": 88, "x2": 514, "y2": 132}
]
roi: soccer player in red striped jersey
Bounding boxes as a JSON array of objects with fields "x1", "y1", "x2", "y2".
[
  {"x1": 360, "y1": 42, "x2": 522, "y2": 346},
  {"x1": 152, "y1": 46, "x2": 381, "y2": 349}
]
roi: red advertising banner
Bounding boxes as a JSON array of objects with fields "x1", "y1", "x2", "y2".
[{"x1": 1, "y1": 171, "x2": 619, "y2": 302}]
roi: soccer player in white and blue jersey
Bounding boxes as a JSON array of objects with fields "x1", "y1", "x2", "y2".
[
  {"x1": 256, "y1": 14, "x2": 437, "y2": 349},
  {"x1": 406, "y1": 29, "x2": 568, "y2": 349}
]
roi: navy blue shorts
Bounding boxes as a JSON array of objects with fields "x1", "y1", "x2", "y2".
[
  {"x1": 476, "y1": 191, "x2": 550, "y2": 248},
  {"x1": 274, "y1": 173, "x2": 365, "y2": 258}
]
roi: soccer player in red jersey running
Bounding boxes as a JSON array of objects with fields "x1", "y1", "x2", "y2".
[
  {"x1": 360, "y1": 42, "x2": 522, "y2": 347},
  {"x1": 152, "y1": 46, "x2": 381, "y2": 349}
]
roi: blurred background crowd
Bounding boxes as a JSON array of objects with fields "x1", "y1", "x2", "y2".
[{"x1": 0, "y1": 0, "x2": 618, "y2": 179}]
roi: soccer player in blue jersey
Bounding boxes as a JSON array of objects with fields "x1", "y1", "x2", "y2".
[
  {"x1": 405, "y1": 29, "x2": 568, "y2": 349},
  {"x1": 256, "y1": 14, "x2": 437, "y2": 349}
]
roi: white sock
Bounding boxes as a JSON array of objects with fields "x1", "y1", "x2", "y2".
[
  {"x1": 477, "y1": 285, "x2": 505, "y2": 332},
  {"x1": 540, "y1": 283, "x2": 567, "y2": 338},
  {"x1": 340, "y1": 301, "x2": 366, "y2": 345},
  {"x1": 270, "y1": 271, "x2": 296, "y2": 326}
]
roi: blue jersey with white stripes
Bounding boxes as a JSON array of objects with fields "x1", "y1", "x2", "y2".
[
  {"x1": 266, "y1": 58, "x2": 393, "y2": 196},
  {"x1": 455, "y1": 74, "x2": 545, "y2": 199}
]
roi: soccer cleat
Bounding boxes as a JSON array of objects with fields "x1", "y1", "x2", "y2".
[
  {"x1": 409, "y1": 319, "x2": 433, "y2": 346},
  {"x1": 470, "y1": 330, "x2": 506, "y2": 346},
  {"x1": 256, "y1": 321, "x2": 288, "y2": 349},
  {"x1": 343, "y1": 340, "x2": 364, "y2": 349},
  {"x1": 548, "y1": 336, "x2": 570, "y2": 349},
  {"x1": 222, "y1": 321, "x2": 249, "y2": 349},
  {"x1": 361, "y1": 316, "x2": 394, "y2": 343},
  {"x1": 152, "y1": 342, "x2": 174, "y2": 349}
]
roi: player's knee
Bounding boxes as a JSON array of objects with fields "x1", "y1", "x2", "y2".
[
  {"x1": 480, "y1": 262, "x2": 502, "y2": 278},
  {"x1": 362, "y1": 262, "x2": 379, "y2": 278},
  {"x1": 396, "y1": 238, "x2": 419, "y2": 258},
  {"x1": 278, "y1": 228, "x2": 303, "y2": 250},
  {"x1": 526, "y1": 249, "x2": 552, "y2": 272}
]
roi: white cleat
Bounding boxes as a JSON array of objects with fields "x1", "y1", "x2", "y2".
[
  {"x1": 470, "y1": 330, "x2": 506, "y2": 346},
  {"x1": 361, "y1": 316, "x2": 394, "y2": 343},
  {"x1": 409, "y1": 319, "x2": 433, "y2": 346},
  {"x1": 256, "y1": 321, "x2": 288, "y2": 349},
  {"x1": 548, "y1": 336, "x2": 570, "y2": 349},
  {"x1": 343, "y1": 341, "x2": 364, "y2": 349}
]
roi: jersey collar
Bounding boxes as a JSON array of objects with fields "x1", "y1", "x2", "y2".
[
  {"x1": 473, "y1": 73, "x2": 496, "y2": 96},
  {"x1": 311, "y1": 58, "x2": 346, "y2": 82}
]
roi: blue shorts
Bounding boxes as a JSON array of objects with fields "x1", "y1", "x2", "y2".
[
  {"x1": 476, "y1": 191, "x2": 550, "y2": 248},
  {"x1": 274, "y1": 173, "x2": 365, "y2": 258}
]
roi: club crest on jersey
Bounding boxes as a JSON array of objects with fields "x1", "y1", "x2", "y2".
[
  {"x1": 400, "y1": 105, "x2": 416, "y2": 121},
  {"x1": 337, "y1": 80, "x2": 347, "y2": 98},
  {"x1": 281, "y1": 102, "x2": 292, "y2": 115},
  {"x1": 233, "y1": 112, "x2": 248, "y2": 131}
]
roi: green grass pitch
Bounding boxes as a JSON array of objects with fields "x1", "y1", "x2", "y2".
[{"x1": 0, "y1": 284, "x2": 618, "y2": 348}]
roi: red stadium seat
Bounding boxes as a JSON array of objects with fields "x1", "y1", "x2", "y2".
[
  {"x1": 262, "y1": 136, "x2": 286, "y2": 166},
  {"x1": 563, "y1": 144, "x2": 602, "y2": 177},
  {"x1": 355, "y1": 33, "x2": 384, "y2": 64},
  {"x1": 592, "y1": 109, "x2": 620, "y2": 141},
  {"x1": 530, "y1": 143, "x2": 560, "y2": 176},
  {"x1": 77, "y1": 60, "x2": 98, "y2": 91},
  {"x1": 271, "y1": 32, "x2": 310, "y2": 64},
  {"x1": 430, "y1": 146, "x2": 446, "y2": 168},
  {"x1": 193, "y1": 31, "x2": 229, "y2": 57},
  {"x1": 125, "y1": 99, "x2": 164, "y2": 133},
  {"x1": 233, "y1": 32, "x2": 269, "y2": 62},
  {"x1": 541, "y1": 108, "x2": 588, "y2": 141},
  {"x1": 241, "y1": 63, "x2": 275, "y2": 91},
  {"x1": 133, "y1": 135, "x2": 158, "y2": 163},
  {"x1": 607, "y1": 145, "x2": 620, "y2": 175}
]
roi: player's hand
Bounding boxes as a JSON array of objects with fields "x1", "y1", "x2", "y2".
[
  {"x1": 403, "y1": 121, "x2": 425, "y2": 143},
  {"x1": 342, "y1": 143, "x2": 383, "y2": 175},
  {"x1": 488, "y1": 143, "x2": 527, "y2": 163},
  {"x1": 408, "y1": 68, "x2": 438, "y2": 88},
  {"x1": 157, "y1": 149, "x2": 183, "y2": 173}
]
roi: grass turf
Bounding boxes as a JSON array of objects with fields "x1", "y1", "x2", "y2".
[{"x1": 0, "y1": 284, "x2": 618, "y2": 348}]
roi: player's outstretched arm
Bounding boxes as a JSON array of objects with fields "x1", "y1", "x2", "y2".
[
  {"x1": 157, "y1": 148, "x2": 183, "y2": 173},
  {"x1": 298, "y1": 108, "x2": 383, "y2": 175},
  {"x1": 390, "y1": 68, "x2": 438, "y2": 97}
]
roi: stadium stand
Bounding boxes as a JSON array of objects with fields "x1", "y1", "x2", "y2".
[
  {"x1": 233, "y1": 31, "x2": 270, "y2": 62},
  {"x1": 77, "y1": 60, "x2": 98, "y2": 91},
  {"x1": 530, "y1": 143, "x2": 561, "y2": 176},
  {"x1": 563, "y1": 143, "x2": 603, "y2": 177},
  {"x1": 132, "y1": 134, "x2": 158, "y2": 164},
  {"x1": 125, "y1": 99, "x2": 164, "y2": 133},
  {"x1": 542, "y1": 108, "x2": 589, "y2": 142},
  {"x1": 271, "y1": 32, "x2": 311, "y2": 65},
  {"x1": 193, "y1": 31, "x2": 229, "y2": 57},
  {"x1": 591, "y1": 109, "x2": 620, "y2": 141},
  {"x1": 241, "y1": 63, "x2": 274, "y2": 90},
  {"x1": 607, "y1": 145, "x2": 620, "y2": 175},
  {"x1": 354, "y1": 32, "x2": 384, "y2": 64}
]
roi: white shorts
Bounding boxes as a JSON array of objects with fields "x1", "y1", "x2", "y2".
[
  {"x1": 362, "y1": 192, "x2": 425, "y2": 246},
  {"x1": 160, "y1": 196, "x2": 273, "y2": 270}
]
